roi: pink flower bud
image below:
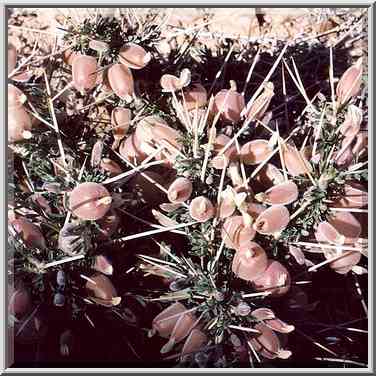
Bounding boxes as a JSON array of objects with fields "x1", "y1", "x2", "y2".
[
  {"x1": 90, "y1": 140, "x2": 103, "y2": 167},
  {"x1": 63, "y1": 48, "x2": 78, "y2": 65},
  {"x1": 152, "y1": 209, "x2": 178, "y2": 227},
  {"x1": 252, "y1": 260, "x2": 291, "y2": 296},
  {"x1": 168, "y1": 310, "x2": 196, "y2": 345},
  {"x1": 8, "y1": 106, "x2": 32, "y2": 143},
  {"x1": 213, "y1": 134, "x2": 238, "y2": 162},
  {"x1": 315, "y1": 221, "x2": 346, "y2": 245},
  {"x1": 325, "y1": 250, "x2": 362, "y2": 275},
  {"x1": 152, "y1": 302, "x2": 187, "y2": 338},
  {"x1": 85, "y1": 274, "x2": 120, "y2": 307},
  {"x1": 108, "y1": 63, "x2": 134, "y2": 99},
  {"x1": 168, "y1": 177, "x2": 193, "y2": 203},
  {"x1": 160, "y1": 74, "x2": 183, "y2": 92},
  {"x1": 89, "y1": 40, "x2": 110, "y2": 53},
  {"x1": 336, "y1": 58, "x2": 362, "y2": 105},
  {"x1": 228, "y1": 162, "x2": 244, "y2": 187},
  {"x1": 135, "y1": 116, "x2": 182, "y2": 160},
  {"x1": 183, "y1": 83, "x2": 208, "y2": 111},
  {"x1": 240, "y1": 140, "x2": 273, "y2": 165},
  {"x1": 181, "y1": 329, "x2": 207, "y2": 359},
  {"x1": 332, "y1": 182, "x2": 367, "y2": 208},
  {"x1": 218, "y1": 196, "x2": 236, "y2": 219},
  {"x1": 256, "y1": 163, "x2": 285, "y2": 189},
  {"x1": 72, "y1": 54, "x2": 98, "y2": 92},
  {"x1": 282, "y1": 144, "x2": 312, "y2": 176},
  {"x1": 266, "y1": 319, "x2": 295, "y2": 334},
  {"x1": 160, "y1": 202, "x2": 182, "y2": 213},
  {"x1": 69, "y1": 182, "x2": 112, "y2": 220},
  {"x1": 253, "y1": 205, "x2": 290, "y2": 235},
  {"x1": 111, "y1": 107, "x2": 131, "y2": 146},
  {"x1": 335, "y1": 136, "x2": 355, "y2": 166},
  {"x1": 8, "y1": 84, "x2": 30, "y2": 142},
  {"x1": 243, "y1": 82, "x2": 274, "y2": 121},
  {"x1": 255, "y1": 181, "x2": 298, "y2": 205},
  {"x1": 213, "y1": 81, "x2": 245, "y2": 123},
  {"x1": 222, "y1": 216, "x2": 256, "y2": 249},
  {"x1": 119, "y1": 43, "x2": 151, "y2": 69},
  {"x1": 252, "y1": 308, "x2": 295, "y2": 333},
  {"x1": 189, "y1": 196, "x2": 215, "y2": 222},
  {"x1": 8, "y1": 84, "x2": 26, "y2": 108},
  {"x1": 327, "y1": 211, "x2": 361, "y2": 244},
  {"x1": 352, "y1": 131, "x2": 368, "y2": 155},
  {"x1": 339, "y1": 105, "x2": 362, "y2": 138},
  {"x1": 251, "y1": 308, "x2": 276, "y2": 321},
  {"x1": 11, "y1": 217, "x2": 46, "y2": 249},
  {"x1": 251, "y1": 323, "x2": 281, "y2": 359},
  {"x1": 232, "y1": 242, "x2": 268, "y2": 281},
  {"x1": 12, "y1": 69, "x2": 33, "y2": 83},
  {"x1": 8, "y1": 43, "x2": 17, "y2": 74},
  {"x1": 160, "y1": 69, "x2": 191, "y2": 93},
  {"x1": 288, "y1": 245, "x2": 306, "y2": 265},
  {"x1": 119, "y1": 133, "x2": 147, "y2": 163}
]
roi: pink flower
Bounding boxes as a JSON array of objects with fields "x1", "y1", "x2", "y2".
[
  {"x1": 111, "y1": 107, "x2": 131, "y2": 148},
  {"x1": 189, "y1": 196, "x2": 215, "y2": 222},
  {"x1": 232, "y1": 242, "x2": 268, "y2": 281},
  {"x1": 85, "y1": 274, "x2": 121, "y2": 307},
  {"x1": 10, "y1": 217, "x2": 46, "y2": 249},
  {"x1": 119, "y1": 43, "x2": 151, "y2": 70},
  {"x1": 72, "y1": 54, "x2": 98, "y2": 92},
  {"x1": 255, "y1": 181, "x2": 299, "y2": 206},
  {"x1": 251, "y1": 308, "x2": 295, "y2": 333},
  {"x1": 69, "y1": 182, "x2": 112, "y2": 220},
  {"x1": 212, "y1": 81, "x2": 245, "y2": 123},
  {"x1": 222, "y1": 215, "x2": 256, "y2": 249},
  {"x1": 255, "y1": 163, "x2": 284, "y2": 189},
  {"x1": 336, "y1": 58, "x2": 362, "y2": 106},
  {"x1": 152, "y1": 302, "x2": 200, "y2": 354},
  {"x1": 249, "y1": 323, "x2": 292, "y2": 360},
  {"x1": 108, "y1": 63, "x2": 134, "y2": 100},
  {"x1": 332, "y1": 182, "x2": 367, "y2": 208},
  {"x1": 252, "y1": 260, "x2": 291, "y2": 296},
  {"x1": 243, "y1": 82, "x2": 274, "y2": 121},
  {"x1": 168, "y1": 177, "x2": 193, "y2": 204},
  {"x1": 253, "y1": 205, "x2": 290, "y2": 235},
  {"x1": 282, "y1": 144, "x2": 312, "y2": 176},
  {"x1": 240, "y1": 139, "x2": 273, "y2": 165},
  {"x1": 183, "y1": 83, "x2": 208, "y2": 111}
]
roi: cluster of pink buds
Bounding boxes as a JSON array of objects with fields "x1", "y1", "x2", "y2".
[{"x1": 70, "y1": 42, "x2": 151, "y2": 99}]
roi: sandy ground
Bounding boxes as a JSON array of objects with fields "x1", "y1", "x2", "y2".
[{"x1": 8, "y1": 7, "x2": 365, "y2": 55}]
